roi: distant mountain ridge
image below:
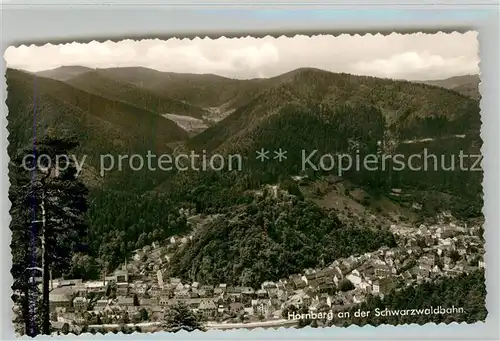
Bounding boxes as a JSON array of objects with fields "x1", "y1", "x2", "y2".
[
  {"x1": 36, "y1": 66, "x2": 481, "y2": 101},
  {"x1": 37, "y1": 65, "x2": 94, "y2": 81},
  {"x1": 34, "y1": 65, "x2": 481, "y2": 128},
  {"x1": 189, "y1": 67, "x2": 480, "y2": 154},
  {"x1": 10, "y1": 65, "x2": 481, "y2": 200},
  {"x1": 37, "y1": 66, "x2": 208, "y2": 119},
  {"x1": 420, "y1": 74, "x2": 480, "y2": 99},
  {"x1": 7, "y1": 68, "x2": 189, "y2": 189}
]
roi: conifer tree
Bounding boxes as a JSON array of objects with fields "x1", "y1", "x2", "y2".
[
  {"x1": 162, "y1": 302, "x2": 204, "y2": 332},
  {"x1": 10, "y1": 134, "x2": 89, "y2": 335}
]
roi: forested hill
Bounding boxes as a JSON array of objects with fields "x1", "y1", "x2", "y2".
[
  {"x1": 6, "y1": 68, "x2": 188, "y2": 189},
  {"x1": 7, "y1": 69, "x2": 189, "y2": 151},
  {"x1": 168, "y1": 196, "x2": 396, "y2": 288},
  {"x1": 158, "y1": 103, "x2": 482, "y2": 220},
  {"x1": 94, "y1": 67, "x2": 268, "y2": 109},
  {"x1": 37, "y1": 66, "x2": 209, "y2": 119},
  {"x1": 189, "y1": 68, "x2": 480, "y2": 153},
  {"x1": 65, "y1": 71, "x2": 208, "y2": 119},
  {"x1": 175, "y1": 69, "x2": 481, "y2": 215},
  {"x1": 421, "y1": 74, "x2": 480, "y2": 100}
]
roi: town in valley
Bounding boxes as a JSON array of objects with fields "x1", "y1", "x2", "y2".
[{"x1": 23, "y1": 207, "x2": 484, "y2": 333}]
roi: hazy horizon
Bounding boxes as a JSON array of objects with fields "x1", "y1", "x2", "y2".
[
  {"x1": 8, "y1": 64, "x2": 479, "y2": 83},
  {"x1": 4, "y1": 32, "x2": 480, "y2": 81}
]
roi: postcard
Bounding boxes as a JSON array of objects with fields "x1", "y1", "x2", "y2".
[{"x1": 5, "y1": 32, "x2": 485, "y2": 336}]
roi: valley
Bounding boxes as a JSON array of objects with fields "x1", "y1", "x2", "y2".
[{"x1": 7, "y1": 64, "x2": 484, "y2": 333}]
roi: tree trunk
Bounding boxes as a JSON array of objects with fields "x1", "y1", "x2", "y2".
[
  {"x1": 40, "y1": 191, "x2": 51, "y2": 334},
  {"x1": 22, "y1": 285, "x2": 32, "y2": 336},
  {"x1": 42, "y1": 249, "x2": 50, "y2": 334}
]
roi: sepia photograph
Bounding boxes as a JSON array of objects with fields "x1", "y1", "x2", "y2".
[{"x1": 5, "y1": 32, "x2": 485, "y2": 336}]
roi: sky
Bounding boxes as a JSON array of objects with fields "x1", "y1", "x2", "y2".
[{"x1": 4, "y1": 31, "x2": 479, "y2": 81}]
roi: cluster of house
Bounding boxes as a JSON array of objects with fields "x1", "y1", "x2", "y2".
[
  {"x1": 279, "y1": 218, "x2": 484, "y2": 313},
  {"x1": 45, "y1": 214, "x2": 484, "y2": 326},
  {"x1": 125, "y1": 213, "x2": 221, "y2": 281},
  {"x1": 388, "y1": 217, "x2": 485, "y2": 277}
]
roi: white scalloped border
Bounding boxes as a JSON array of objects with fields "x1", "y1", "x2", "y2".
[{"x1": 2, "y1": 30, "x2": 486, "y2": 338}]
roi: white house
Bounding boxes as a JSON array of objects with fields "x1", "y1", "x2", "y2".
[{"x1": 346, "y1": 270, "x2": 362, "y2": 286}]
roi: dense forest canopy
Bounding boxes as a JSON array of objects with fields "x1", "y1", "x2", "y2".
[{"x1": 168, "y1": 196, "x2": 396, "y2": 288}]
